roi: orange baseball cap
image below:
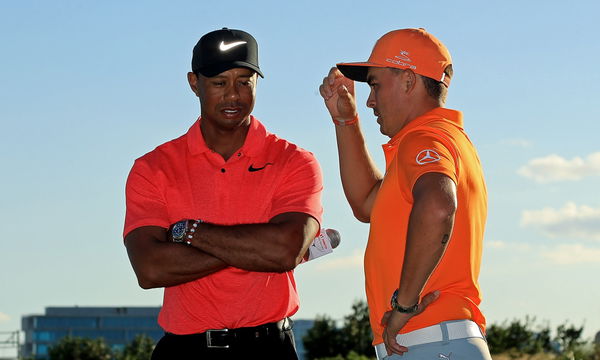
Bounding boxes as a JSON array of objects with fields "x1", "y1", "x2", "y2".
[{"x1": 337, "y1": 28, "x2": 452, "y2": 87}]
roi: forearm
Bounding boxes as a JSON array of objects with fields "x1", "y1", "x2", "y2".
[
  {"x1": 335, "y1": 122, "x2": 383, "y2": 222},
  {"x1": 144, "y1": 244, "x2": 228, "y2": 288},
  {"x1": 396, "y1": 206, "x2": 454, "y2": 306},
  {"x1": 191, "y1": 213, "x2": 319, "y2": 272},
  {"x1": 125, "y1": 227, "x2": 228, "y2": 289},
  {"x1": 395, "y1": 173, "x2": 457, "y2": 307},
  {"x1": 319, "y1": 67, "x2": 381, "y2": 221}
]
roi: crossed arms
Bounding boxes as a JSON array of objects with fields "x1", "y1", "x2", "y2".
[{"x1": 125, "y1": 211, "x2": 319, "y2": 289}]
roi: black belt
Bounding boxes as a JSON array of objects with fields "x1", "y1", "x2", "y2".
[{"x1": 165, "y1": 318, "x2": 293, "y2": 349}]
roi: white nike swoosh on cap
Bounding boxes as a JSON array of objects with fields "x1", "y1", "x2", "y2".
[{"x1": 219, "y1": 41, "x2": 247, "y2": 51}]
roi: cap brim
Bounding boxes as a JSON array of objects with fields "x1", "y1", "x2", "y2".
[
  {"x1": 336, "y1": 62, "x2": 386, "y2": 82},
  {"x1": 198, "y1": 61, "x2": 264, "y2": 78}
]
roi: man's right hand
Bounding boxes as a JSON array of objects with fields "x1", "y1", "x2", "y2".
[
  {"x1": 319, "y1": 67, "x2": 358, "y2": 125},
  {"x1": 380, "y1": 291, "x2": 440, "y2": 356}
]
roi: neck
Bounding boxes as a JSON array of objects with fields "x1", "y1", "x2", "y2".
[
  {"x1": 401, "y1": 96, "x2": 443, "y2": 131},
  {"x1": 200, "y1": 117, "x2": 251, "y2": 161}
]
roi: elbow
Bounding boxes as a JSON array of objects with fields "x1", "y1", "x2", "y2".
[
  {"x1": 268, "y1": 215, "x2": 322, "y2": 272},
  {"x1": 416, "y1": 187, "x2": 457, "y2": 225},
  {"x1": 353, "y1": 210, "x2": 371, "y2": 223},
  {"x1": 275, "y1": 232, "x2": 308, "y2": 272},
  {"x1": 264, "y1": 256, "x2": 297, "y2": 273},
  {"x1": 278, "y1": 247, "x2": 303, "y2": 272},
  {"x1": 138, "y1": 278, "x2": 158, "y2": 290},
  {"x1": 442, "y1": 197, "x2": 458, "y2": 221},
  {"x1": 349, "y1": 203, "x2": 371, "y2": 223},
  {"x1": 280, "y1": 257, "x2": 299, "y2": 272},
  {"x1": 431, "y1": 202, "x2": 457, "y2": 230},
  {"x1": 134, "y1": 268, "x2": 163, "y2": 289}
]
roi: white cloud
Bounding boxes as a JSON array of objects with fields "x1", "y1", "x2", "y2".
[
  {"x1": 541, "y1": 244, "x2": 600, "y2": 265},
  {"x1": 486, "y1": 240, "x2": 531, "y2": 251},
  {"x1": 0, "y1": 312, "x2": 10, "y2": 323},
  {"x1": 315, "y1": 249, "x2": 363, "y2": 270},
  {"x1": 517, "y1": 152, "x2": 600, "y2": 183},
  {"x1": 485, "y1": 239, "x2": 600, "y2": 265},
  {"x1": 521, "y1": 202, "x2": 600, "y2": 240}
]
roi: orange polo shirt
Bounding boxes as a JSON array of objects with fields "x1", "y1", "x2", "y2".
[
  {"x1": 124, "y1": 116, "x2": 323, "y2": 334},
  {"x1": 364, "y1": 107, "x2": 487, "y2": 345}
]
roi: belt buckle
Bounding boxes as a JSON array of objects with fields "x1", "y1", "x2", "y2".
[{"x1": 206, "y1": 329, "x2": 230, "y2": 349}]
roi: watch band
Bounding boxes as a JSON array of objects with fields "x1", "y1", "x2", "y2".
[{"x1": 390, "y1": 289, "x2": 419, "y2": 314}]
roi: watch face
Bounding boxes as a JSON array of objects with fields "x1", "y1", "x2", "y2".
[{"x1": 172, "y1": 220, "x2": 187, "y2": 242}]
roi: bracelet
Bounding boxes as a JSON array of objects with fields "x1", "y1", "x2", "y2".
[
  {"x1": 185, "y1": 219, "x2": 203, "y2": 245},
  {"x1": 332, "y1": 114, "x2": 359, "y2": 126}
]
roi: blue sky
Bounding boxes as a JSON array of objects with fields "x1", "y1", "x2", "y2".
[{"x1": 1, "y1": 0, "x2": 600, "y2": 355}]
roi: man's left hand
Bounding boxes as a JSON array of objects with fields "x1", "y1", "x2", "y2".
[{"x1": 381, "y1": 290, "x2": 440, "y2": 356}]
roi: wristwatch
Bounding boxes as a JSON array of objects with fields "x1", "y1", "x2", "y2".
[
  {"x1": 390, "y1": 289, "x2": 419, "y2": 314},
  {"x1": 171, "y1": 220, "x2": 188, "y2": 243}
]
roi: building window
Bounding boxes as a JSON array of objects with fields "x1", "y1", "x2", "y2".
[
  {"x1": 36, "y1": 344, "x2": 48, "y2": 356},
  {"x1": 33, "y1": 331, "x2": 52, "y2": 342},
  {"x1": 37, "y1": 317, "x2": 98, "y2": 329}
]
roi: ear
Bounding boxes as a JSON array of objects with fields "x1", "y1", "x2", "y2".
[
  {"x1": 404, "y1": 70, "x2": 417, "y2": 93},
  {"x1": 187, "y1": 72, "x2": 200, "y2": 97}
]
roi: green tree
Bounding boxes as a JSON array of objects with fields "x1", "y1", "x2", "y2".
[
  {"x1": 593, "y1": 341, "x2": 600, "y2": 360},
  {"x1": 303, "y1": 300, "x2": 375, "y2": 360},
  {"x1": 487, "y1": 318, "x2": 532, "y2": 356},
  {"x1": 554, "y1": 323, "x2": 585, "y2": 360},
  {"x1": 117, "y1": 334, "x2": 155, "y2": 360},
  {"x1": 48, "y1": 336, "x2": 112, "y2": 360},
  {"x1": 486, "y1": 316, "x2": 553, "y2": 357},
  {"x1": 505, "y1": 317, "x2": 536, "y2": 355},
  {"x1": 486, "y1": 317, "x2": 597, "y2": 359},
  {"x1": 530, "y1": 325, "x2": 552, "y2": 354},
  {"x1": 339, "y1": 300, "x2": 375, "y2": 358},
  {"x1": 486, "y1": 322, "x2": 510, "y2": 354},
  {"x1": 303, "y1": 315, "x2": 344, "y2": 359}
]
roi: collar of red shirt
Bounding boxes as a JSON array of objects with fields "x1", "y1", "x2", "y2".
[{"x1": 186, "y1": 115, "x2": 267, "y2": 157}]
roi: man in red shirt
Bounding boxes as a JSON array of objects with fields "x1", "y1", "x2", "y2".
[
  {"x1": 319, "y1": 28, "x2": 491, "y2": 359},
  {"x1": 124, "y1": 28, "x2": 322, "y2": 359}
]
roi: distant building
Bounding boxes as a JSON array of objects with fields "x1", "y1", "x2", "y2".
[
  {"x1": 21, "y1": 307, "x2": 315, "y2": 360},
  {"x1": 292, "y1": 319, "x2": 314, "y2": 360},
  {"x1": 21, "y1": 307, "x2": 163, "y2": 359}
]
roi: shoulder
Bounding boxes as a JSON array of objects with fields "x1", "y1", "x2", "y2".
[
  {"x1": 400, "y1": 118, "x2": 462, "y2": 151},
  {"x1": 263, "y1": 131, "x2": 319, "y2": 165},
  {"x1": 133, "y1": 133, "x2": 188, "y2": 168},
  {"x1": 395, "y1": 118, "x2": 462, "y2": 165}
]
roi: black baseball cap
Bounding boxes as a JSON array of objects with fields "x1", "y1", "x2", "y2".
[{"x1": 192, "y1": 28, "x2": 264, "y2": 78}]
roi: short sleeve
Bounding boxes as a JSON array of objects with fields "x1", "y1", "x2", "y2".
[
  {"x1": 123, "y1": 158, "x2": 171, "y2": 238},
  {"x1": 395, "y1": 130, "x2": 459, "y2": 197},
  {"x1": 269, "y1": 151, "x2": 323, "y2": 225}
]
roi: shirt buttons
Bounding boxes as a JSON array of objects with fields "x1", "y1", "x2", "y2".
[{"x1": 221, "y1": 168, "x2": 226, "y2": 173}]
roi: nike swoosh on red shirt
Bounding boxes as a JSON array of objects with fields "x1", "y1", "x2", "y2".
[{"x1": 248, "y1": 163, "x2": 273, "y2": 172}]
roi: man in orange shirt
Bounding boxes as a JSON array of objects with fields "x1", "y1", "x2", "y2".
[
  {"x1": 124, "y1": 28, "x2": 322, "y2": 359},
  {"x1": 319, "y1": 28, "x2": 491, "y2": 359}
]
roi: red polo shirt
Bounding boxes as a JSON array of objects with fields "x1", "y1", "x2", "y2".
[{"x1": 124, "y1": 116, "x2": 323, "y2": 334}]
